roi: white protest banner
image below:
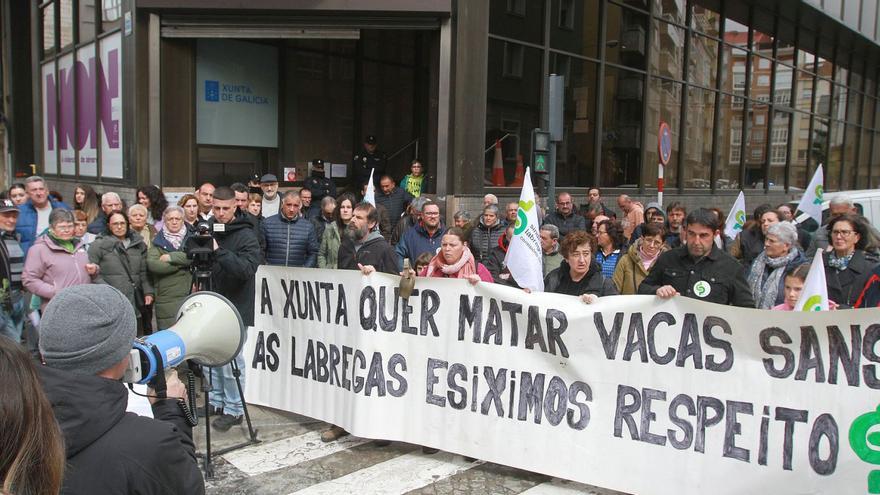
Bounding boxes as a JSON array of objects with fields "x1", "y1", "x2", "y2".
[
  {"x1": 245, "y1": 266, "x2": 880, "y2": 495},
  {"x1": 723, "y1": 191, "x2": 746, "y2": 241}
]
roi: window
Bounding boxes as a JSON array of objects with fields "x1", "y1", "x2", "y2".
[
  {"x1": 558, "y1": 0, "x2": 574, "y2": 29},
  {"x1": 755, "y1": 114, "x2": 765, "y2": 125},
  {"x1": 503, "y1": 42, "x2": 524, "y2": 78},
  {"x1": 507, "y1": 0, "x2": 525, "y2": 16},
  {"x1": 774, "y1": 90, "x2": 791, "y2": 105},
  {"x1": 42, "y1": 3, "x2": 55, "y2": 58},
  {"x1": 759, "y1": 58, "x2": 771, "y2": 69}
]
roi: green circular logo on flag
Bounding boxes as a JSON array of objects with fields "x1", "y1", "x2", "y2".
[
  {"x1": 734, "y1": 210, "x2": 746, "y2": 230},
  {"x1": 801, "y1": 294, "x2": 823, "y2": 311},
  {"x1": 813, "y1": 184, "x2": 824, "y2": 205},
  {"x1": 515, "y1": 210, "x2": 528, "y2": 235},
  {"x1": 514, "y1": 200, "x2": 534, "y2": 235}
]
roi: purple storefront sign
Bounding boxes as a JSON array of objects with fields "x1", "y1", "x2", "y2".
[{"x1": 42, "y1": 32, "x2": 122, "y2": 179}]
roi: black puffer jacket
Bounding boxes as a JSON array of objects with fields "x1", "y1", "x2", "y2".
[
  {"x1": 39, "y1": 366, "x2": 204, "y2": 495},
  {"x1": 544, "y1": 260, "x2": 618, "y2": 297},
  {"x1": 469, "y1": 216, "x2": 505, "y2": 263}
]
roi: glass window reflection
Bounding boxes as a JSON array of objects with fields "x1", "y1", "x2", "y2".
[
  {"x1": 605, "y1": 3, "x2": 647, "y2": 70},
  {"x1": 645, "y1": 77, "x2": 681, "y2": 189}
]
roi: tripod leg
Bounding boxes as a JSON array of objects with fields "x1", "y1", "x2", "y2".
[
  {"x1": 230, "y1": 358, "x2": 259, "y2": 443},
  {"x1": 202, "y1": 366, "x2": 215, "y2": 478}
]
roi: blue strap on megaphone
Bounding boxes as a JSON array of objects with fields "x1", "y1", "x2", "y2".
[{"x1": 131, "y1": 330, "x2": 187, "y2": 385}]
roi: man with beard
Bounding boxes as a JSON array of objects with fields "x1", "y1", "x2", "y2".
[
  {"x1": 321, "y1": 202, "x2": 396, "y2": 444},
  {"x1": 337, "y1": 202, "x2": 398, "y2": 275},
  {"x1": 638, "y1": 208, "x2": 754, "y2": 307}
]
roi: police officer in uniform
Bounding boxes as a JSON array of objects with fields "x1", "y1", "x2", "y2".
[
  {"x1": 352, "y1": 135, "x2": 387, "y2": 189},
  {"x1": 303, "y1": 159, "x2": 337, "y2": 203},
  {"x1": 638, "y1": 208, "x2": 754, "y2": 307}
]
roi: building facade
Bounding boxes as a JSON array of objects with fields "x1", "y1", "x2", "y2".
[{"x1": 21, "y1": 0, "x2": 880, "y2": 210}]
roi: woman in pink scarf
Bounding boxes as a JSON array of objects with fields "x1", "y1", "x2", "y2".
[
  {"x1": 419, "y1": 227, "x2": 493, "y2": 284},
  {"x1": 612, "y1": 222, "x2": 668, "y2": 294}
]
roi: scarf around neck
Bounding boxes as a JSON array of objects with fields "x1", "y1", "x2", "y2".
[
  {"x1": 828, "y1": 250, "x2": 855, "y2": 271},
  {"x1": 424, "y1": 246, "x2": 477, "y2": 278},
  {"x1": 162, "y1": 224, "x2": 186, "y2": 250},
  {"x1": 748, "y1": 248, "x2": 800, "y2": 309}
]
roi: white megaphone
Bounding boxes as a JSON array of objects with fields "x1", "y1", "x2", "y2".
[{"x1": 123, "y1": 291, "x2": 245, "y2": 384}]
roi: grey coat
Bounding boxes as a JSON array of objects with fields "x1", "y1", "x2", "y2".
[{"x1": 88, "y1": 232, "x2": 154, "y2": 314}]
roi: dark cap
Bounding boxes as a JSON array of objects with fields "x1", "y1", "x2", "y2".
[
  {"x1": 365, "y1": 135, "x2": 377, "y2": 145},
  {"x1": 250, "y1": 173, "x2": 261, "y2": 183},
  {"x1": 260, "y1": 173, "x2": 278, "y2": 183},
  {"x1": 312, "y1": 159, "x2": 325, "y2": 171},
  {"x1": 0, "y1": 199, "x2": 17, "y2": 213}
]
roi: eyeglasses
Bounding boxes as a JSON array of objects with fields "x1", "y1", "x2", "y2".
[
  {"x1": 643, "y1": 239, "x2": 663, "y2": 247},
  {"x1": 53, "y1": 224, "x2": 75, "y2": 231},
  {"x1": 831, "y1": 229, "x2": 855, "y2": 237}
]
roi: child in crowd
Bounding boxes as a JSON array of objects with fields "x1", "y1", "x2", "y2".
[
  {"x1": 414, "y1": 252, "x2": 433, "y2": 276},
  {"x1": 772, "y1": 264, "x2": 838, "y2": 311}
]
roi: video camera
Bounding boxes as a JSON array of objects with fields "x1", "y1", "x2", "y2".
[
  {"x1": 123, "y1": 291, "x2": 245, "y2": 385},
  {"x1": 186, "y1": 221, "x2": 215, "y2": 272}
]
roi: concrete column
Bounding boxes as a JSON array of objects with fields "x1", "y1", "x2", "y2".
[{"x1": 450, "y1": 0, "x2": 489, "y2": 195}]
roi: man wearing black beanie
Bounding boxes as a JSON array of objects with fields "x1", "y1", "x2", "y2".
[{"x1": 38, "y1": 284, "x2": 205, "y2": 494}]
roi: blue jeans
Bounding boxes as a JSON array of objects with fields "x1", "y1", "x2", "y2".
[
  {"x1": 0, "y1": 296, "x2": 25, "y2": 343},
  {"x1": 208, "y1": 351, "x2": 245, "y2": 417}
]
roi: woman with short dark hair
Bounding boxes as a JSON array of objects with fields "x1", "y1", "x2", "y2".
[
  {"x1": 88, "y1": 211, "x2": 154, "y2": 334},
  {"x1": 544, "y1": 230, "x2": 618, "y2": 303},
  {"x1": 823, "y1": 213, "x2": 879, "y2": 308}
]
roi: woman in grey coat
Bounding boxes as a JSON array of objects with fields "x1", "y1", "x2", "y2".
[{"x1": 88, "y1": 210, "x2": 154, "y2": 335}]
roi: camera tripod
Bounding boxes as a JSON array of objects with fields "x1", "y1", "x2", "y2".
[{"x1": 191, "y1": 266, "x2": 260, "y2": 479}]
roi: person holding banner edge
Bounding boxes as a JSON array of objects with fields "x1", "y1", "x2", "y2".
[
  {"x1": 638, "y1": 208, "x2": 755, "y2": 307},
  {"x1": 544, "y1": 230, "x2": 618, "y2": 303}
]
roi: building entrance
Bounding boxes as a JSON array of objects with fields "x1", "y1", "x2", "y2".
[{"x1": 161, "y1": 25, "x2": 438, "y2": 192}]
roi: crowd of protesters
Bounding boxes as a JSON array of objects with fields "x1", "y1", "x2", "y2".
[{"x1": 3, "y1": 144, "x2": 880, "y2": 493}]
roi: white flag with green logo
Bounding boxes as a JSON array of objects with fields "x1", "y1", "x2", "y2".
[
  {"x1": 363, "y1": 169, "x2": 376, "y2": 206},
  {"x1": 796, "y1": 164, "x2": 824, "y2": 224},
  {"x1": 505, "y1": 167, "x2": 544, "y2": 292},
  {"x1": 793, "y1": 250, "x2": 829, "y2": 311},
  {"x1": 723, "y1": 191, "x2": 746, "y2": 241}
]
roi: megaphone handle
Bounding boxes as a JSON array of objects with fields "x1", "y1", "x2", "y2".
[{"x1": 148, "y1": 346, "x2": 167, "y2": 399}]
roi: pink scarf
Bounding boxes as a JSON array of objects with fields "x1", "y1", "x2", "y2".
[
  {"x1": 637, "y1": 242, "x2": 659, "y2": 270},
  {"x1": 162, "y1": 224, "x2": 186, "y2": 250},
  {"x1": 422, "y1": 247, "x2": 477, "y2": 278}
]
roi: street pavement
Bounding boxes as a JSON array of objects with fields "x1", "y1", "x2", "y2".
[{"x1": 195, "y1": 403, "x2": 627, "y2": 495}]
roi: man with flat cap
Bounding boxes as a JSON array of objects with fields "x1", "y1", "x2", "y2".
[
  {"x1": 352, "y1": 135, "x2": 387, "y2": 189},
  {"x1": 303, "y1": 158, "x2": 337, "y2": 203},
  {"x1": 260, "y1": 173, "x2": 280, "y2": 218},
  {"x1": 37, "y1": 284, "x2": 204, "y2": 494}
]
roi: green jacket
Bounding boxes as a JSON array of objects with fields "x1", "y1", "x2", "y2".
[
  {"x1": 146, "y1": 232, "x2": 192, "y2": 329},
  {"x1": 318, "y1": 222, "x2": 342, "y2": 269},
  {"x1": 88, "y1": 232, "x2": 153, "y2": 315}
]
